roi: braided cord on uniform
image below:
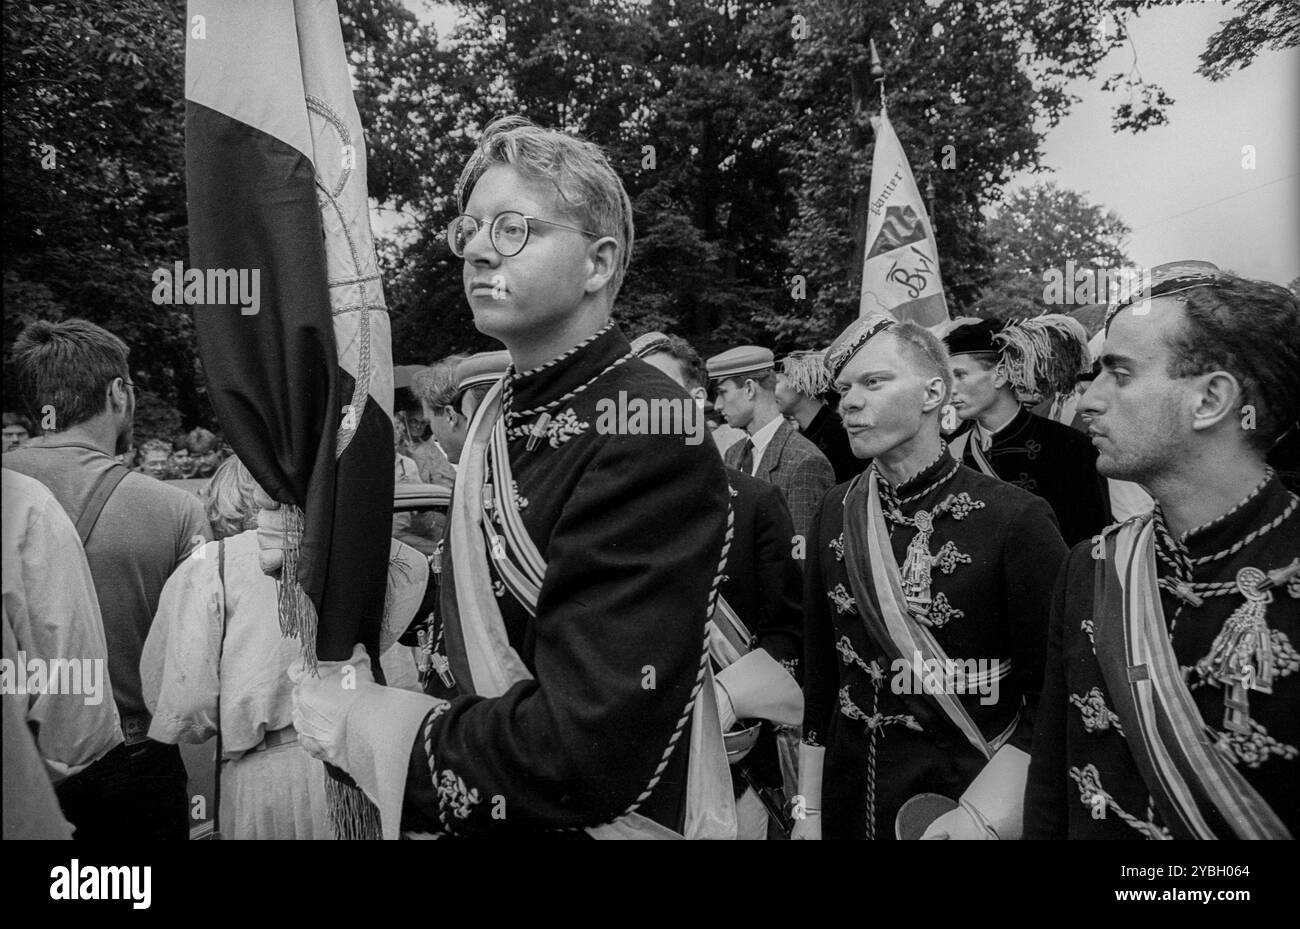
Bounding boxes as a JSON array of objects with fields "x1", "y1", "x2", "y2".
[{"x1": 618, "y1": 494, "x2": 736, "y2": 819}]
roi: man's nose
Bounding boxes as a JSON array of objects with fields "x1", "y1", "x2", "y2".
[
  {"x1": 1077, "y1": 376, "x2": 1105, "y2": 417},
  {"x1": 462, "y1": 221, "x2": 498, "y2": 265}
]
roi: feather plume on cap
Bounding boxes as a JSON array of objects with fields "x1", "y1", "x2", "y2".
[
  {"x1": 780, "y1": 350, "x2": 830, "y2": 398},
  {"x1": 994, "y1": 314, "x2": 1091, "y2": 405}
]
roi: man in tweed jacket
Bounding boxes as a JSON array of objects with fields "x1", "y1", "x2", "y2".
[{"x1": 708, "y1": 345, "x2": 835, "y2": 567}]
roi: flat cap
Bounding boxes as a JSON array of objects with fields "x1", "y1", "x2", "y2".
[
  {"x1": 630, "y1": 331, "x2": 673, "y2": 358},
  {"x1": 706, "y1": 345, "x2": 774, "y2": 382},
  {"x1": 454, "y1": 350, "x2": 512, "y2": 392}
]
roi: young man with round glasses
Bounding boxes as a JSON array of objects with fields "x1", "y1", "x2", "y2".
[{"x1": 284, "y1": 115, "x2": 736, "y2": 838}]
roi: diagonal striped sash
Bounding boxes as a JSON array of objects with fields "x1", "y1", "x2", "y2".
[
  {"x1": 1093, "y1": 518, "x2": 1291, "y2": 839},
  {"x1": 441, "y1": 379, "x2": 735, "y2": 839},
  {"x1": 841, "y1": 471, "x2": 1000, "y2": 760},
  {"x1": 948, "y1": 429, "x2": 995, "y2": 478}
]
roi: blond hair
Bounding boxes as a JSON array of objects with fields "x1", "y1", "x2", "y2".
[
  {"x1": 456, "y1": 115, "x2": 635, "y2": 300},
  {"x1": 204, "y1": 455, "x2": 262, "y2": 541}
]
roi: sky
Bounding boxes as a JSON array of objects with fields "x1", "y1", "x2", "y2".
[
  {"x1": 1008, "y1": 2, "x2": 1299, "y2": 286},
  {"x1": 400, "y1": 1, "x2": 1298, "y2": 285}
]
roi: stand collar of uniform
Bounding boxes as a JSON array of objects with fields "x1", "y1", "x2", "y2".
[
  {"x1": 507, "y1": 323, "x2": 630, "y2": 413},
  {"x1": 1176, "y1": 470, "x2": 1296, "y2": 562},
  {"x1": 976, "y1": 404, "x2": 1030, "y2": 448},
  {"x1": 879, "y1": 444, "x2": 955, "y2": 501}
]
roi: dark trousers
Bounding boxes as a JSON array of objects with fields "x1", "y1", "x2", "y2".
[{"x1": 56, "y1": 739, "x2": 189, "y2": 840}]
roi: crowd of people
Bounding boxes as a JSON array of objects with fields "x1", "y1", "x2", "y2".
[
  {"x1": 4, "y1": 410, "x2": 231, "y2": 481},
  {"x1": 4, "y1": 115, "x2": 1298, "y2": 841}
]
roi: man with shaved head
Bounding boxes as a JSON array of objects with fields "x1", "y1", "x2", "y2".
[
  {"x1": 793, "y1": 314, "x2": 1066, "y2": 840},
  {"x1": 1025, "y1": 264, "x2": 1300, "y2": 839}
]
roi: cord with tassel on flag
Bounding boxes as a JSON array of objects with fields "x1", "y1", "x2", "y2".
[{"x1": 185, "y1": 0, "x2": 395, "y2": 839}]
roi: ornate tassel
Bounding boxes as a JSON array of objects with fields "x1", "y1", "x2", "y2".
[
  {"x1": 276, "y1": 503, "x2": 319, "y2": 674},
  {"x1": 1198, "y1": 567, "x2": 1275, "y2": 734},
  {"x1": 900, "y1": 510, "x2": 935, "y2": 619},
  {"x1": 324, "y1": 773, "x2": 383, "y2": 840}
]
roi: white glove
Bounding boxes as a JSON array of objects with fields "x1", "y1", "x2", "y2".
[
  {"x1": 290, "y1": 644, "x2": 376, "y2": 769},
  {"x1": 714, "y1": 680, "x2": 738, "y2": 732},
  {"x1": 920, "y1": 745, "x2": 1030, "y2": 840},
  {"x1": 714, "y1": 649, "x2": 803, "y2": 726},
  {"x1": 920, "y1": 801, "x2": 992, "y2": 840},
  {"x1": 790, "y1": 742, "x2": 825, "y2": 839},
  {"x1": 790, "y1": 811, "x2": 822, "y2": 840},
  {"x1": 290, "y1": 643, "x2": 446, "y2": 840},
  {"x1": 254, "y1": 487, "x2": 285, "y2": 577}
]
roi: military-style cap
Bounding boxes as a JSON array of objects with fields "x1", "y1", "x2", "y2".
[
  {"x1": 943, "y1": 319, "x2": 1004, "y2": 357},
  {"x1": 454, "y1": 350, "x2": 512, "y2": 392},
  {"x1": 1103, "y1": 259, "x2": 1222, "y2": 331},
  {"x1": 779, "y1": 350, "x2": 830, "y2": 398},
  {"x1": 823, "y1": 314, "x2": 896, "y2": 381},
  {"x1": 630, "y1": 331, "x2": 672, "y2": 358},
  {"x1": 706, "y1": 346, "x2": 775, "y2": 383}
]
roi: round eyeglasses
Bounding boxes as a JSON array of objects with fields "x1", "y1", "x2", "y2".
[{"x1": 446, "y1": 210, "x2": 602, "y2": 259}]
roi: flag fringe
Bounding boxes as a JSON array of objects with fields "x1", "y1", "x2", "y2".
[
  {"x1": 276, "y1": 503, "x2": 319, "y2": 674},
  {"x1": 325, "y1": 772, "x2": 383, "y2": 840}
]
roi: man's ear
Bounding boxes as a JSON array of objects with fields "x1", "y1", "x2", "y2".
[
  {"x1": 584, "y1": 237, "x2": 619, "y2": 295},
  {"x1": 1190, "y1": 370, "x2": 1244, "y2": 433},
  {"x1": 690, "y1": 386, "x2": 707, "y2": 403},
  {"x1": 107, "y1": 377, "x2": 128, "y2": 414},
  {"x1": 920, "y1": 376, "x2": 947, "y2": 414},
  {"x1": 991, "y1": 363, "x2": 1009, "y2": 390}
]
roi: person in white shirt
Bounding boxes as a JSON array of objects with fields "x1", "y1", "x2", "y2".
[
  {"x1": 2, "y1": 468, "x2": 123, "y2": 826},
  {"x1": 140, "y1": 456, "x2": 431, "y2": 839}
]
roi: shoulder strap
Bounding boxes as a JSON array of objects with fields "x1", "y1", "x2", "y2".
[{"x1": 74, "y1": 463, "x2": 130, "y2": 545}]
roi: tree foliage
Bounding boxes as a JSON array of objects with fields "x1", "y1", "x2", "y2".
[
  {"x1": 3, "y1": 0, "x2": 193, "y2": 436},
  {"x1": 1197, "y1": 0, "x2": 1300, "y2": 81},
  {"x1": 974, "y1": 181, "x2": 1132, "y2": 323},
  {"x1": 3, "y1": 0, "x2": 1286, "y2": 433}
]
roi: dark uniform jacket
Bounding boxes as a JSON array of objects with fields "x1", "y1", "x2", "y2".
[
  {"x1": 954, "y1": 406, "x2": 1111, "y2": 547},
  {"x1": 720, "y1": 468, "x2": 802, "y2": 796},
  {"x1": 402, "y1": 325, "x2": 730, "y2": 836},
  {"x1": 802, "y1": 450, "x2": 1067, "y2": 839},
  {"x1": 1025, "y1": 474, "x2": 1300, "y2": 838},
  {"x1": 724, "y1": 418, "x2": 834, "y2": 559},
  {"x1": 801, "y1": 403, "x2": 868, "y2": 485}
]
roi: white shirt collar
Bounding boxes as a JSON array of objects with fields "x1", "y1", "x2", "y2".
[{"x1": 746, "y1": 415, "x2": 785, "y2": 475}]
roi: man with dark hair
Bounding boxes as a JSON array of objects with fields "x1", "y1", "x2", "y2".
[
  {"x1": 3, "y1": 412, "x2": 34, "y2": 452},
  {"x1": 708, "y1": 345, "x2": 835, "y2": 565},
  {"x1": 638, "y1": 332, "x2": 804, "y2": 838},
  {"x1": 775, "y1": 350, "x2": 865, "y2": 484},
  {"x1": 944, "y1": 316, "x2": 1110, "y2": 546},
  {"x1": 1026, "y1": 264, "x2": 1300, "y2": 839},
  {"x1": 794, "y1": 315, "x2": 1067, "y2": 841},
  {"x1": 4, "y1": 318, "x2": 211, "y2": 840}
]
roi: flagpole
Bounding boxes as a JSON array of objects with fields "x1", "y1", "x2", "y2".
[{"x1": 870, "y1": 38, "x2": 884, "y2": 113}]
